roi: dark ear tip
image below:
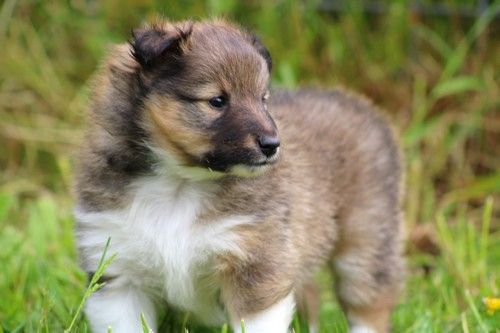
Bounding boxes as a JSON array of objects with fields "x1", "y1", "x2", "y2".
[
  {"x1": 130, "y1": 28, "x2": 149, "y2": 66},
  {"x1": 130, "y1": 26, "x2": 151, "y2": 44},
  {"x1": 130, "y1": 23, "x2": 192, "y2": 68},
  {"x1": 251, "y1": 33, "x2": 272, "y2": 72}
]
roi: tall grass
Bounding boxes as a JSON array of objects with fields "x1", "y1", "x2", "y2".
[{"x1": 0, "y1": 1, "x2": 498, "y2": 332}]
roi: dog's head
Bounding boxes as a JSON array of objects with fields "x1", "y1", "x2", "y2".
[{"x1": 130, "y1": 20, "x2": 278, "y2": 179}]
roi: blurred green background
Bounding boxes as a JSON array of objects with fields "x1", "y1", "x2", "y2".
[{"x1": 0, "y1": 0, "x2": 499, "y2": 332}]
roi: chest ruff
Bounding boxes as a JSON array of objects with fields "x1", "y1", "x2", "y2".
[{"x1": 76, "y1": 175, "x2": 253, "y2": 324}]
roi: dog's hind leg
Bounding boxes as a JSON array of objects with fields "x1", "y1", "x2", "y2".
[{"x1": 331, "y1": 206, "x2": 404, "y2": 333}]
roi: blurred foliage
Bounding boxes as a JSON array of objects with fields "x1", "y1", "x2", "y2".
[{"x1": 0, "y1": 0, "x2": 499, "y2": 332}]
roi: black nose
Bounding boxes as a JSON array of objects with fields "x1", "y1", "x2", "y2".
[{"x1": 258, "y1": 135, "x2": 280, "y2": 157}]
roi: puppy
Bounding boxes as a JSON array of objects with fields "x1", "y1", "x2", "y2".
[{"x1": 74, "y1": 19, "x2": 404, "y2": 333}]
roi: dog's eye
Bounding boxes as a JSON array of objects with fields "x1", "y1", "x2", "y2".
[
  {"x1": 262, "y1": 91, "x2": 270, "y2": 102},
  {"x1": 208, "y1": 95, "x2": 227, "y2": 108}
]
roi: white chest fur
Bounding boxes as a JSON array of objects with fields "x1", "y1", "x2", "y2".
[{"x1": 76, "y1": 175, "x2": 252, "y2": 324}]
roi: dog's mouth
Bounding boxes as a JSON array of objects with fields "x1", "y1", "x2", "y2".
[
  {"x1": 229, "y1": 149, "x2": 280, "y2": 177},
  {"x1": 164, "y1": 153, "x2": 279, "y2": 180},
  {"x1": 248, "y1": 160, "x2": 270, "y2": 167},
  {"x1": 189, "y1": 147, "x2": 280, "y2": 179},
  {"x1": 248, "y1": 147, "x2": 280, "y2": 166}
]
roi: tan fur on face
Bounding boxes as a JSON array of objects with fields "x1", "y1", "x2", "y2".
[
  {"x1": 194, "y1": 83, "x2": 227, "y2": 100},
  {"x1": 143, "y1": 95, "x2": 215, "y2": 162}
]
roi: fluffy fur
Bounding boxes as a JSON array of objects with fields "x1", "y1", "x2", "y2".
[
  {"x1": 76, "y1": 172, "x2": 253, "y2": 327},
  {"x1": 74, "y1": 19, "x2": 405, "y2": 333}
]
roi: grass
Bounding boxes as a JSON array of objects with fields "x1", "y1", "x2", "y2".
[{"x1": 0, "y1": 0, "x2": 499, "y2": 332}]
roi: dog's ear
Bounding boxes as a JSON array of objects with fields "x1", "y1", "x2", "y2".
[
  {"x1": 251, "y1": 34, "x2": 272, "y2": 73},
  {"x1": 131, "y1": 22, "x2": 193, "y2": 69}
]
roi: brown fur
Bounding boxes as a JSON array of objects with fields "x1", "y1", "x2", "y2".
[
  {"x1": 75, "y1": 19, "x2": 405, "y2": 332},
  {"x1": 145, "y1": 95, "x2": 215, "y2": 160}
]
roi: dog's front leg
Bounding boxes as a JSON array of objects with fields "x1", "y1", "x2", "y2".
[
  {"x1": 231, "y1": 293, "x2": 295, "y2": 333},
  {"x1": 222, "y1": 263, "x2": 296, "y2": 333},
  {"x1": 85, "y1": 281, "x2": 158, "y2": 333}
]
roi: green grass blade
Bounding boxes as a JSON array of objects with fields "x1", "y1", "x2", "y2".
[
  {"x1": 240, "y1": 319, "x2": 245, "y2": 333},
  {"x1": 464, "y1": 289, "x2": 489, "y2": 333},
  {"x1": 64, "y1": 238, "x2": 115, "y2": 333},
  {"x1": 141, "y1": 313, "x2": 152, "y2": 333},
  {"x1": 431, "y1": 76, "x2": 485, "y2": 100}
]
